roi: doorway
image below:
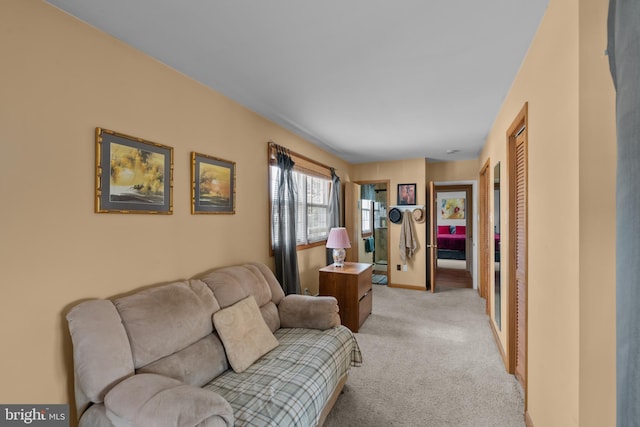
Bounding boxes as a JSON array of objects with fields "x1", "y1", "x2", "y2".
[
  {"x1": 434, "y1": 185, "x2": 473, "y2": 289},
  {"x1": 361, "y1": 182, "x2": 389, "y2": 284},
  {"x1": 345, "y1": 181, "x2": 390, "y2": 284}
]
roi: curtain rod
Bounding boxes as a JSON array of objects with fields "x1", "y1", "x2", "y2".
[{"x1": 268, "y1": 141, "x2": 337, "y2": 172}]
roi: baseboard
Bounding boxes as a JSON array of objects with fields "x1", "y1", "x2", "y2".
[
  {"x1": 525, "y1": 411, "x2": 534, "y2": 427},
  {"x1": 388, "y1": 283, "x2": 426, "y2": 291},
  {"x1": 488, "y1": 318, "x2": 508, "y2": 370}
]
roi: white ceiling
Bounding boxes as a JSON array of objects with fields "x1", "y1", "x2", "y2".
[{"x1": 45, "y1": 0, "x2": 549, "y2": 164}]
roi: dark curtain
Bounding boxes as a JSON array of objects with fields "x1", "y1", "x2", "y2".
[
  {"x1": 273, "y1": 146, "x2": 301, "y2": 295},
  {"x1": 607, "y1": 1, "x2": 640, "y2": 425},
  {"x1": 326, "y1": 168, "x2": 341, "y2": 265}
]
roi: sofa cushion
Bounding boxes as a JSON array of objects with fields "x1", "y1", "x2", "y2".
[
  {"x1": 213, "y1": 296, "x2": 279, "y2": 373},
  {"x1": 105, "y1": 373, "x2": 233, "y2": 427},
  {"x1": 66, "y1": 300, "x2": 135, "y2": 405},
  {"x1": 114, "y1": 279, "x2": 219, "y2": 368},
  {"x1": 199, "y1": 263, "x2": 286, "y2": 332},
  {"x1": 204, "y1": 326, "x2": 362, "y2": 427},
  {"x1": 246, "y1": 262, "x2": 286, "y2": 305},
  {"x1": 137, "y1": 333, "x2": 229, "y2": 387},
  {"x1": 200, "y1": 265, "x2": 271, "y2": 308},
  {"x1": 279, "y1": 295, "x2": 340, "y2": 330},
  {"x1": 260, "y1": 301, "x2": 281, "y2": 333}
]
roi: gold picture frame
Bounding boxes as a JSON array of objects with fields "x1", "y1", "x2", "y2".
[
  {"x1": 95, "y1": 127, "x2": 174, "y2": 214},
  {"x1": 191, "y1": 152, "x2": 236, "y2": 214}
]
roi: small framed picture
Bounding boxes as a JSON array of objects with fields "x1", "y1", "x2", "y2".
[
  {"x1": 95, "y1": 128, "x2": 173, "y2": 214},
  {"x1": 191, "y1": 152, "x2": 236, "y2": 214},
  {"x1": 397, "y1": 183, "x2": 417, "y2": 205}
]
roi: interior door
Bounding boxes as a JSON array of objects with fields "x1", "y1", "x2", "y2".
[
  {"x1": 427, "y1": 181, "x2": 437, "y2": 292},
  {"x1": 513, "y1": 129, "x2": 527, "y2": 390},
  {"x1": 507, "y1": 103, "x2": 528, "y2": 404},
  {"x1": 479, "y1": 161, "x2": 490, "y2": 303},
  {"x1": 344, "y1": 182, "x2": 361, "y2": 262}
]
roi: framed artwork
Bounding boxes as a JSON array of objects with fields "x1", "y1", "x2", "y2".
[
  {"x1": 397, "y1": 183, "x2": 417, "y2": 205},
  {"x1": 441, "y1": 198, "x2": 465, "y2": 219},
  {"x1": 95, "y1": 128, "x2": 173, "y2": 214},
  {"x1": 191, "y1": 152, "x2": 236, "y2": 214}
]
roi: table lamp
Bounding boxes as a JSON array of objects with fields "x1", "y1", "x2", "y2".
[{"x1": 326, "y1": 227, "x2": 351, "y2": 267}]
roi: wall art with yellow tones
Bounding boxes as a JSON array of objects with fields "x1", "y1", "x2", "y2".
[
  {"x1": 95, "y1": 128, "x2": 173, "y2": 214},
  {"x1": 191, "y1": 152, "x2": 236, "y2": 214},
  {"x1": 440, "y1": 198, "x2": 465, "y2": 219}
]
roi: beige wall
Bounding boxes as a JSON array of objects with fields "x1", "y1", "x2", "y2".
[
  {"x1": 353, "y1": 159, "x2": 426, "y2": 289},
  {"x1": 479, "y1": 0, "x2": 616, "y2": 425},
  {"x1": 425, "y1": 158, "x2": 481, "y2": 183},
  {"x1": 0, "y1": 0, "x2": 351, "y2": 412},
  {"x1": 578, "y1": 0, "x2": 617, "y2": 424}
]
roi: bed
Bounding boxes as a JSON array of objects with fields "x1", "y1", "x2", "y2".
[
  {"x1": 437, "y1": 225, "x2": 467, "y2": 252},
  {"x1": 436, "y1": 225, "x2": 501, "y2": 254}
]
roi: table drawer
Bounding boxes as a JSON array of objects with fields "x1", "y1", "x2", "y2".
[
  {"x1": 357, "y1": 266, "x2": 372, "y2": 299},
  {"x1": 358, "y1": 289, "x2": 372, "y2": 329}
]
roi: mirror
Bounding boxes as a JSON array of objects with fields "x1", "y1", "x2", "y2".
[{"x1": 494, "y1": 162, "x2": 501, "y2": 330}]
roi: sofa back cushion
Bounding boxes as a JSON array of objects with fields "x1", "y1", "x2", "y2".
[
  {"x1": 136, "y1": 333, "x2": 228, "y2": 387},
  {"x1": 114, "y1": 279, "x2": 219, "y2": 369},
  {"x1": 66, "y1": 299, "x2": 135, "y2": 411},
  {"x1": 199, "y1": 263, "x2": 284, "y2": 332}
]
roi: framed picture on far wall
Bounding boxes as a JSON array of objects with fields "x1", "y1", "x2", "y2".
[
  {"x1": 441, "y1": 198, "x2": 465, "y2": 219},
  {"x1": 397, "y1": 183, "x2": 417, "y2": 205},
  {"x1": 95, "y1": 127, "x2": 173, "y2": 214},
  {"x1": 191, "y1": 152, "x2": 236, "y2": 214}
]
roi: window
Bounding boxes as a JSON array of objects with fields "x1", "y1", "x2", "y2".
[
  {"x1": 361, "y1": 199, "x2": 373, "y2": 236},
  {"x1": 269, "y1": 165, "x2": 331, "y2": 248}
]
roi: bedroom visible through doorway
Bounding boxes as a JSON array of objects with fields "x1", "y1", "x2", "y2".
[{"x1": 435, "y1": 185, "x2": 473, "y2": 288}]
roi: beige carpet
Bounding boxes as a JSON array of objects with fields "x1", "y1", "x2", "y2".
[{"x1": 324, "y1": 285, "x2": 524, "y2": 427}]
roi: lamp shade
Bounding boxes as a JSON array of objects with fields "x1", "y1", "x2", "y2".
[{"x1": 326, "y1": 227, "x2": 351, "y2": 249}]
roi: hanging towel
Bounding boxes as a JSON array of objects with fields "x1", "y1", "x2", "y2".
[
  {"x1": 364, "y1": 237, "x2": 375, "y2": 253},
  {"x1": 399, "y1": 212, "x2": 418, "y2": 263}
]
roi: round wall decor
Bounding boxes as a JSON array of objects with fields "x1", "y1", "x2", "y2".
[{"x1": 389, "y1": 207, "x2": 402, "y2": 224}]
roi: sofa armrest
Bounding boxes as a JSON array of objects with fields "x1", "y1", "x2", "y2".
[
  {"x1": 279, "y1": 294, "x2": 340, "y2": 330},
  {"x1": 104, "y1": 373, "x2": 233, "y2": 427}
]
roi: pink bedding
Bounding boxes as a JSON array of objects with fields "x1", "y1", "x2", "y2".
[
  {"x1": 437, "y1": 233, "x2": 466, "y2": 251},
  {"x1": 436, "y1": 225, "x2": 500, "y2": 253}
]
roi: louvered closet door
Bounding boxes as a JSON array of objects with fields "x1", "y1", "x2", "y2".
[{"x1": 514, "y1": 131, "x2": 527, "y2": 388}]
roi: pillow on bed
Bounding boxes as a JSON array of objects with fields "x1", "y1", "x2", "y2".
[
  {"x1": 438, "y1": 226, "x2": 450, "y2": 234},
  {"x1": 455, "y1": 225, "x2": 466, "y2": 235},
  {"x1": 213, "y1": 295, "x2": 279, "y2": 373}
]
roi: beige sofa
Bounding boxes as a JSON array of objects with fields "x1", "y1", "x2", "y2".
[{"x1": 66, "y1": 262, "x2": 362, "y2": 427}]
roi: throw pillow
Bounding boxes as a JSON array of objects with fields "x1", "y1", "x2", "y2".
[
  {"x1": 455, "y1": 225, "x2": 466, "y2": 235},
  {"x1": 213, "y1": 295, "x2": 279, "y2": 373}
]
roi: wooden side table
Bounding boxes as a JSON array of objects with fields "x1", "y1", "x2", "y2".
[{"x1": 319, "y1": 262, "x2": 373, "y2": 332}]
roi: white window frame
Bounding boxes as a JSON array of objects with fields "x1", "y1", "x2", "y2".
[
  {"x1": 361, "y1": 199, "x2": 373, "y2": 236},
  {"x1": 270, "y1": 165, "x2": 331, "y2": 248}
]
